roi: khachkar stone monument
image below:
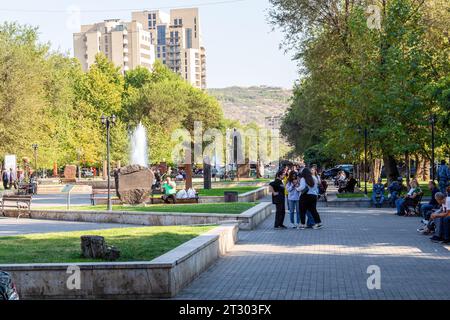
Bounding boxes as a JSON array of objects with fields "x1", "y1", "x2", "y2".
[
  {"x1": 115, "y1": 164, "x2": 154, "y2": 205},
  {"x1": 64, "y1": 165, "x2": 77, "y2": 182}
]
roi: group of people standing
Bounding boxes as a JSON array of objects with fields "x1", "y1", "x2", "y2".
[{"x1": 269, "y1": 165, "x2": 325, "y2": 230}]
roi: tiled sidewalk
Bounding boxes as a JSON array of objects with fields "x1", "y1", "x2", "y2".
[{"x1": 176, "y1": 206, "x2": 450, "y2": 300}]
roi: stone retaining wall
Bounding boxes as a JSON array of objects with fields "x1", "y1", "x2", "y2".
[
  {"x1": 4, "y1": 202, "x2": 273, "y2": 230},
  {"x1": 0, "y1": 224, "x2": 238, "y2": 299}
]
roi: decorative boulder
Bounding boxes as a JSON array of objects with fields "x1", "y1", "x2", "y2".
[{"x1": 116, "y1": 164, "x2": 154, "y2": 205}]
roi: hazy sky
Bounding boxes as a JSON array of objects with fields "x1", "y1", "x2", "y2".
[{"x1": 0, "y1": 0, "x2": 298, "y2": 88}]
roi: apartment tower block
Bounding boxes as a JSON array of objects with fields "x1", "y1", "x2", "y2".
[
  {"x1": 73, "y1": 19, "x2": 155, "y2": 73},
  {"x1": 73, "y1": 8, "x2": 206, "y2": 89},
  {"x1": 132, "y1": 8, "x2": 207, "y2": 89}
]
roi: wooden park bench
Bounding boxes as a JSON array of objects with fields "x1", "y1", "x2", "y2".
[
  {"x1": 17, "y1": 182, "x2": 37, "y2": 195},
  {"x1": 90, "y1": 189, "x2": 119, "y2": 205},
  {"x1": 150, "y1": 188, "x2": 199, "y2": 205},
  {"x1": 1, "y1": 194, "x2": 32, "y2": 219}
]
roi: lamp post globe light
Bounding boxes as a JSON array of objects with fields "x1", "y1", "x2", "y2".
[{"x1": 101, "y1": 114, "x2": 116, "y2": 211}]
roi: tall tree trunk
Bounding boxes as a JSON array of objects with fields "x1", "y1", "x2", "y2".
[
  {"x1": 383, "y1": 154, "x2": 399, "y2": 183},
  {"x1": 405, "y1": 152, "x2": 411, "y2": 185},
  {"x1": 373, "y1": 159, "x2": 382, "y2": 182},
  {"x1": 423, "y1": 158, "x2": 431, "y2": 181},
  {"x1": 415, "y1": 154, "x2": 424, "y2": 181}
]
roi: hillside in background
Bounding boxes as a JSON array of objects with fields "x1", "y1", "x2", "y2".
[{"x1": 208, "y1": 86, "x2": 292, "y2": 127}]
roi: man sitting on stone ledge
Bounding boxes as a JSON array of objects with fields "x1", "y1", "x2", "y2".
[{"x1": 162, "y1": 177, "x2": 177, "y2": 204}]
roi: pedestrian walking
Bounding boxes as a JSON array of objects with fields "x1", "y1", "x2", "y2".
[{"x1": 2, "y1": 169, "x2": 9, "y2": 190}]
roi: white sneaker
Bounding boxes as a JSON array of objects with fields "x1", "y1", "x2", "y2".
[
  {"x1": 290, "y1": 223, "x2": 296, "y2": 229},
  {"x1": 298, "y1": 224, "x2": 306, "y2": 230},
  {"x1": 312, "y1": 223, "x2": 323, "y2": 230}
]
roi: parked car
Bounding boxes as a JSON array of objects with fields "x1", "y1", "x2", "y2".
[
  {"x1": 323, "y1": 164, "x2": 353, "y2": 180},
  {"x1": 0, "y1": 271, "x2": 19, "y2": 300},
  {"x1": 336, "y1": 164, "x2": 354, "y2": 174}
]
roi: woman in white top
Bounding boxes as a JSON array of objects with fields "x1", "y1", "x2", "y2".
[{"x1": 298, "y1": 168, "x2": 323, "y2": 230}]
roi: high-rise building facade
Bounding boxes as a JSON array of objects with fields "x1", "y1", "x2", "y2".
[
  {"x1": 73, "y1": 19, "x2": 155, "y2": 73},
  {"x1": 132, "y1": 8, "x2": 207, "y2": 89}
]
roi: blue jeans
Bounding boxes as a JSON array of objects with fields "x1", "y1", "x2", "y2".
[
  {"x1": 371, "y1": 193, "x2": 385, "y2": 205},
  {"x1": 288, "y1": 200, "x2": 300, "y2": 225},
  {"x1": 439, "y1": 180, "x2": 448, "y2": 194},
  {"x1": 306, "y1": 211, "x2": 315, "y2": 226},
  {"x1": 395, "y1": 198, "x2": 405, "y2": 215},
  {"x1": 420, "y1": 204, "x2": 434, "y2": 220},
  {"x1": 389, "y1": 191, "x2": 399, "y2": 207},
  {"x1": 298, "y1": 201, "x2": 315, "y2": 226},
  {"x1": 443, "y1": 216, "x2": 450, "y2": 241}
]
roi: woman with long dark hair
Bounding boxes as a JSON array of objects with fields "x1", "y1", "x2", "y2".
[{"x1": 298, "y1": 168, "x2": 323, "y2": 230}]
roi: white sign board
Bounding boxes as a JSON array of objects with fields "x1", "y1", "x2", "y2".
[
  {"x1": 4, "y1": 155, "x2": 16, "y2": 172},
  {"x1": 61, "y1": 184, "x2": 75, "y2": 193}
]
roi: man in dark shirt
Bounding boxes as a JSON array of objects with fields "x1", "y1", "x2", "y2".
[
  {"x1": 269, "y1": 170, "x2": 287, "y2": 229},
  {"x1": 420, "y1": 181, "x2": 440, "y2": 222}
]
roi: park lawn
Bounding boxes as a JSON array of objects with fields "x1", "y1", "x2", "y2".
[
  {"x1": 41, "y1": 202, "x2": 258, "y2": 214},
  {"x1": 0, "y1": 225, "x2": 215, "y2": 264},
  {"x1": 197, "y1": 186, "x2": 260, "y2": 196},
  {"x1": 213, "y1": 178, "x2": 271, "y2": 184},
  {"x1": 365, "y1": 181, "x2": 431, "y2": 196},
  {"x1": 336, "y1": 193, "x2": 367, "y2": 199}
]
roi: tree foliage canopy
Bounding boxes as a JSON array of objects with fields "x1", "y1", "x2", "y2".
[
  {"x1": 270, "y1": 0, "x2": 449, "y2": 173},
  {"x1": 0, "y1": 23, "x2": 225, "y2": 170}
]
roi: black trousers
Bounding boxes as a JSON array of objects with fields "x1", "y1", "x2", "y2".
[
  {"x1": 300, "y1": 194, "x2": 321, "y2": 225},
  {"x1": 2, "y1": 180, "x2": 8, "y2": 189},
  {"x1": 274, "y1": 200, "x2": 286, "y2": 227},
  {"x1": 163, "y1": 194, "x2": 176, "y2": 204}
]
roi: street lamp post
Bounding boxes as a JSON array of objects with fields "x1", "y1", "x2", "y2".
[
  {"x1": 32, "y1": 144, "x2": 38, "y2": 178},
  {"x1": 358, "y1": 127, "x2": 373, "y2": 195},
  {"x1": 76, "y1": 149, "x2": 82, "y2": 180},
  {"x1": 101, "y1": 114, "x2": 116, "y2": 211},
  {"x1": 430, "y1": 114, "x2": 436, "y2": 182}
]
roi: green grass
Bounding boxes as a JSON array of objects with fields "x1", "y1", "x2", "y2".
[
  {"x1": 336, "y1": 193, "x2": 367, "y2": 199},
  {"x1": 212, "y1": 178, "x2": 271, "y2": 184},
  {"x1": 41, "y1": 202, "x2": 258, "y2": 214},
  {"x1": 364, "y1": 181, "x2": 431, "y2": 197},
  {"x1": 197, "y1": 186, "x2": 260, "y2": 196},
  {"x1": 0, "y1": 225, "x2": 215, "y2": 264}
]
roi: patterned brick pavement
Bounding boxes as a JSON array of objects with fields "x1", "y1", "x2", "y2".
[{"x1": 176, "y1": 205, "x2": 450, "y2": 300}]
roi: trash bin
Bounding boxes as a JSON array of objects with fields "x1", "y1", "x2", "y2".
[{"x1": 224, "y1": 191, "x2": 239, "y2": 203}]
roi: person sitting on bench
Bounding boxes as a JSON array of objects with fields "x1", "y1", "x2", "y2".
[
  {"x1": 395, "y1": 179, "x2": 422, "y2": 216},
  {"x1": 388, "y1": 176, "x2": 403, "y2": 207},
  {"x1": 162, "y1": 177, "x2": 177, "y2": 204},
  {"x1": 371, "y1": 178, "x2": 385, "y2": 207},
  {"x1": 339, "y1": 174, "x2": 357, "y2": 193}
]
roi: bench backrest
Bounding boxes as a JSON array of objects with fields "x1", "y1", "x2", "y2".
[
  {"x1": 2, "y1": 195, "x2": 32, "y2": 200},
  {"x1": 92, "y1": 189, "x2": 116, "y2": 195},
  {"x1": 412, "y1": 192, "x2": 424, "y2": 205}
]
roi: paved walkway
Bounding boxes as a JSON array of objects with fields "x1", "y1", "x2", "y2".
[
  {"x1": 177, "y1": 206, "x2": 450, "y2": 300},
  {"x1": 0, "y1": 217, "x2": 133, "y2": 237}
]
